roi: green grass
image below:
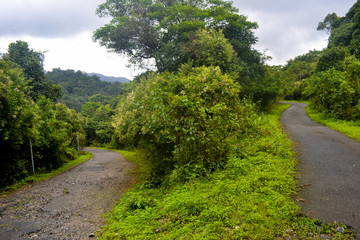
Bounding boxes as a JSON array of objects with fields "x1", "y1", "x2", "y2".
[
  {"x1": 0, "y1": 152, "x2": 93, "y2": 196},
  {"x1": 306, "y1": 105, "x2": 360, "y2": 143},
  {"x1": 97, "y1": 104, "x2": 353, "y2": 239}
]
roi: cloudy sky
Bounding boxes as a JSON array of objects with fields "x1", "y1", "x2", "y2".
[{"x1": 0, "y1": 0, "x2": 356, "y2": 80}]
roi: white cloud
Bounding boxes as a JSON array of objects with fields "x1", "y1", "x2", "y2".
[
  {"x1": 232, "y1": 0, "x2": 356, "y2": 65},
  {"x1": 0, "y1": 0, "x2": 107, "y2": 37},
  {"x1": 0, "y1": 0, "x2": 143, "y2": 79},
  {"x1": 0, "y1": 32, "x2": 143, "y2": 79}
]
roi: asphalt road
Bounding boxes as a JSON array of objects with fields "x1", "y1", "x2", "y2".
[
  {"x1": 281, "y1": 102, "x2": 360, "y2": 237},
  {"x1": 0, "y1": 148, "x2": 134, "y2": 240}
]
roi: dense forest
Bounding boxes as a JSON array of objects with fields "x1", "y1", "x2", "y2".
[
  {"x1": 0, "y1": 41, "x2": 84, "y2": 187},
  {"x1": 46, "y1": 69, "x2": 126, "y2": 112},
  {"x1": 1, "y1": 0, "x2": 359, "y2": 238}
]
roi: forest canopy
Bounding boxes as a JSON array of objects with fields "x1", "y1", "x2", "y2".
[
  {"x1": 46, "y1": 69, "x2": 125, "y2": 111},
  {"x1": 317, "y1": 0, "x2": 360, "y2": 57},
  {"x1": 93, "y1": 0, "x2": 261, "y2": 75}
]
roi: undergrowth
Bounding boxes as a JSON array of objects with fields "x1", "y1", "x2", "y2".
[
  {"x1": 306, "y1": 104, "x2": 360, "y2": 143},
  {"x1": 0, "y1": 152, "x2": 93, "y2": 196},
  {"x1": 98, "y1": 104, "x2": 354, "y2": 239}
]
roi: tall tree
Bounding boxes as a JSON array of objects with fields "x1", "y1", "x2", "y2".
[
  {"x1": 0, "y1": 59, "x2": 37, "y2": 186},
  {"x1": 93, "y1": 0, "x2": 260, "y2": 73},
  {"x1": 318, "y1": 0, "x2": 360, "y2": 57},
  {"x1": 317, "y1": 13, "x2": 340, "y2": 35},
  {"x1": 3, "y1": 41, "x2": 61, "y2": 101}
]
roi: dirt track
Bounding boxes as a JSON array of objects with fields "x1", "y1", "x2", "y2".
[
  {"x1": 0, "y1": 148, "x2": 134, "y2": 240},
  {"x1": 281, "y1": 102, "x2": 360, "y2": 237}
]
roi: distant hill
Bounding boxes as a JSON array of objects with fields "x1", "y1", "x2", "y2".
[
  {"x1": 46, "y1": 69, "x2": 126, "y2": 111},
  {"x1": 88, "y1": 73, "x2": 130, "y2": 83}
]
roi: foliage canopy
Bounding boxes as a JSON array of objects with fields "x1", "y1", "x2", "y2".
[
  {"x1": 46, "y1": 69, "x2": 124, "y2": 111},
  {"x1": 93, "y1": 0, "x2": 260, "y2": 73},
  {"x1": 2, "y1": 41, "x2": 61, "y2": 101},
  {"x1": 318, "y1": 0, "x2": 360, "y2": 57},
  {"x1": 113, "y1": 66, "x2": 254, "y2": 181}
]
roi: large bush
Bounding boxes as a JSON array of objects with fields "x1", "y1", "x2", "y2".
[
  {"x1": 304, "y1": 56, "x2": 360, "y2": 120},
  {"x1": 113, "y1": 66, "x2": 253, "y2": 180}
]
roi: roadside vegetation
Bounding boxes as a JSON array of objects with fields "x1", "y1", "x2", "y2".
[
  {"x1": 1, "y1": 0, "x2": 359, "y2": 238},
  {"x1": 97, "y1": 104, "x2": 352, "y2": 239},
  {"x1": 306, "y1": 105, "x2": 360, "y2": 142},
  {"x1": 0, "y1": 152, "x2": 92, "y2": 195},
  {"x1": 0, "y1": 41, "x2": 86, "y2": 189}
]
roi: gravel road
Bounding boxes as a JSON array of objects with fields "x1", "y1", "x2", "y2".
[
  {"x1": 281, "y1": 102, "x2": 360, "y2": 237},
  {"x1": 0, "y1": 148, "x2": 134, "y2": 240}
]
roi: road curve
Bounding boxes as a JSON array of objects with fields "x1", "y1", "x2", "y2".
[
  {"x1": 281, "y1": 102, "x2": 360, "y2": 236},
  {"x1": 0, "y1": 148, "x2": 134, "y2": 240}
]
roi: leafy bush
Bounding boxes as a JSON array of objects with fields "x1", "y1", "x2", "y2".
[
  {"x1": 238, "y1": 65, "x2": 282, "y2": 110},
  {"x1": 81, "y1": 99, "x2": 115, "y2": 147},
  {"x1": 113, "y1": 66, "x2": 252, "y2": 181},
  {"x1": 316, "y1": 47, "x2": 347, "y2": 72},
  {"x1": 182, "y1": 28, "x2": 238, "y2": 74},
  {"x1": 304, "y1": 56, "x2": 360, "y2": 120}
]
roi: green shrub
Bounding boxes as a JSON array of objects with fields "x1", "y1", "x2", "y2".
[
  {"x1": 113, "y1": 66, "x2": 253, "y2": 181},
  {"x1": 316, "y1": 47, "x2": 347, "y2": 72},
  {"x1": 304, "y1": 56, "x2": 360, "y2": 120}
]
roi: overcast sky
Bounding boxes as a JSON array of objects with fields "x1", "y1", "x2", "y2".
[{"x1": 0, "y1": 0, "x2": 357, "y2": 79}]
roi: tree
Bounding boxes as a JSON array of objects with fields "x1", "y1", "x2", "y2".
[
  {"x1": 285, "y1": 50, "x2": 322, "y2": 68},
  {"x1": 3, "y1": 41, "x2": 61, "y2": 101},
  {"x1": 318, "y1": 0, "x2": 360, "y2": 57},
  {"x1": 317, "y1": 13, "x2": 340, "y2": 35},
  {"x1": 93, "y1": 0, "x2": 259, "y2": 73},
  {"x1": 181, "y1": 28, "x2": 237, "y2": 73},
  {"x1": 46, "y1": 69, "x2": 124, "y2": 111},
  {"x1": 0, "y1": 59, "x2": 37, "y2": 186},
  {"x1": 0, "y1": 57, "x2": 87, "y2": 186},
  {"x1": 81, "y1": 96, "x2": 115, "y2": 146},
  {"x1": 33, "y1": 98, "x2": 85, "y2": 171},
  {"x1": 316, "y1": 47, "x2": 347, "y2": 72}
]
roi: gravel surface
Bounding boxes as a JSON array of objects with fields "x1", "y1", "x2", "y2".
[
  {"x1": 0, "y1": 148, "x2": 134, "y2": 240},
  {"x1": 281, "y1": 102, "x2": 360, "y2": 238}
]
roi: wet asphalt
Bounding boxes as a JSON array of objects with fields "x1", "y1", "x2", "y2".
[{"x1": 281, "y1": 102, "x2": 360, "y2": 237}]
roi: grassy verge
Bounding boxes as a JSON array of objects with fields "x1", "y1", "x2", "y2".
[
  {"x1": 0, "y1": 152, "x2": 93, "y2": 196},
  {"x1": 306, "y1": 105, "x2": 360, "y2": 143},
  {"x1": 97, "y1": 104, "x2": 353, "y2": 239}
]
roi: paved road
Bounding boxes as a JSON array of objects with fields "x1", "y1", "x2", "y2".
[
  {"x1": 281, "y1": 102, "x2": 360, "y2": 237},
  {"x1": 0, "y1": 148, "x2": 134, "y2": 240}
]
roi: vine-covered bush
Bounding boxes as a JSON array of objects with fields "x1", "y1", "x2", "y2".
[{"x1": 113, "y1": 66, "x2": 254, "y2": 180}]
